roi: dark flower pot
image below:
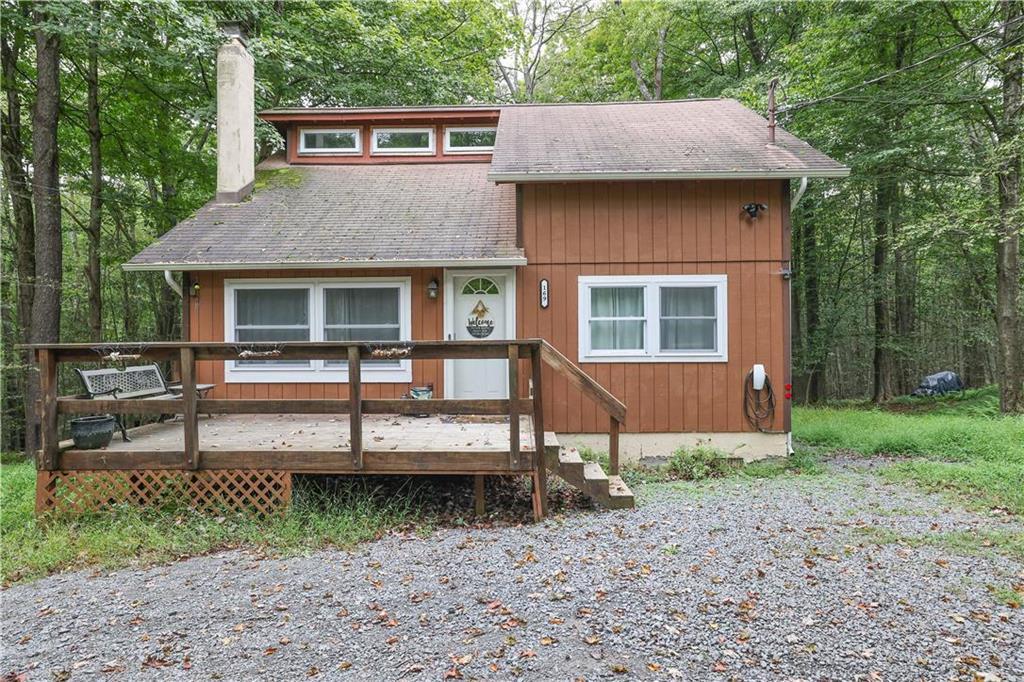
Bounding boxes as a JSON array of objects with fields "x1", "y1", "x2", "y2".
[{"x1": 70, "y1": 415, "x2": 116, "y2": 450}]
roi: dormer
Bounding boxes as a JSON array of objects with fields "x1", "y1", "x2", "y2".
[{"x1": 258, "y1": 106, "x2": 500, "y2": 165}]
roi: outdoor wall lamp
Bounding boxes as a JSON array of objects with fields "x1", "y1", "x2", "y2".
[
  {"x1": 426, "y1": 279, "x2": 439, "y2": 300},
  {"x1": 742, "y1": 202, "x2": 767, "y2": 219}
]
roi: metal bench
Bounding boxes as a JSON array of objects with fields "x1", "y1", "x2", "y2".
[{"x1": 76, "y1": 364, "x2": 214, "y2": 442}]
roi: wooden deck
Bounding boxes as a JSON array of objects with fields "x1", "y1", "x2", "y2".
[
  {"x1": 59, "y1": 413, "x2": 540, "y2": 475},
  {"x1": 22, "y1": 339, "x2": 630, "y2": 519}
]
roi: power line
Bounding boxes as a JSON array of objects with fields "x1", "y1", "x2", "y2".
[{"x1": 780, "y1": 14, "x2": 1023, "y2": 114}]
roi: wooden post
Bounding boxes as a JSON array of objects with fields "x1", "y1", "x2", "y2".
[
  {"x1": 474, "y1": 475, "x2": 486, "y2": 517},
  {"x1": 530, "y1": 345, "x2": 548, "y2": 521},
  {"x1": 609, "y1": 416, "x2": 620, "y2": 476},
  {"x1": 37, "y1": 348, "x2": 58, "y2": 470},
  {"x1": 507, "y1": 343, "x2": 520, "y2": 470},
  {"x1": 180, "y1": 347, "x2": 199, "y2": 469},
  {"x1": 348, "y1": 345, "x2": 362, "y2": 470}
]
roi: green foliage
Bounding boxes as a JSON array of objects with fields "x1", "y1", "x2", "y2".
[
  {"x1": 886, "y1": 386, "x2": 1002, "y2": 419},
  {"x1": 794, "y1": 406, "x2": 1024, "y2": 462},
  {"x1": 852, "y1": 525, "x2": 1024, "y2": 563},
  {"x1": 0, "y1": 0, "x2": 514, "y2": 451},
  {"x1": 739, "y1": 449, "x2": 825, "y2": 478},
  {"x1": 0, "y1": 463, "x2": 425, "y2": 585},
  {"x1": 666, "y1": 444, "x2": 731, "y2": 481},
  {"x1": 880, "y1": 460, "x2": 1024, "y2": 516},
  {"x1": 794, "y1": 398, "x2": 1024, "y2": 513}
]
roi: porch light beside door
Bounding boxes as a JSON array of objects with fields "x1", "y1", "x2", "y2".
[{"x1": 427, "y1": 278, "x2": 439, "y2": 299}]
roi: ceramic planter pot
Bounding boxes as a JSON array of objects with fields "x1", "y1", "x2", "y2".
[{"x1": 70, "y1": 415, "x2": 116, "y2": 450}]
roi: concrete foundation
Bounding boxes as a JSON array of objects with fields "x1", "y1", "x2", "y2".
[{"x1": 556, "y1": 431, "x2": 791, "y2": 464}]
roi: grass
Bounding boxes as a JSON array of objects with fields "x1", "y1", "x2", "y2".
[
  {"x1": 853, "y1": 524, "x2": 1024, "y2": 562},
  {"x1": 794, "y1": 385, "x2": 1024, "y2": 514},
  {"x1": 0, "y1": 463, "x2": 447, "y2": 585}
]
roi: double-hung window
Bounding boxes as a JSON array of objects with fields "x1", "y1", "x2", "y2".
[
  {"x1": 578, "y1": 275, "x2": 727, "y2": 363},
  {"x1": 225, "y1": 278, "x2": 412, "y2": 382}
]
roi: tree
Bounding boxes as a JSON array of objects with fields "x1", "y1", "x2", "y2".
[
  {"x1": 497, "y1": 0, "x2": 592, "y2": 102},
  {"x1": 26, "y1": 1, "x2": 63, "y2": 456}
]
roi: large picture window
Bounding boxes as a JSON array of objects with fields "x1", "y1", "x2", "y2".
[
  {"x1": 225, "y1": 278, "x2": 412, "y2": 382},
  {"x1": 578, "y1": 275, "x2": 727, "y2": 363}
]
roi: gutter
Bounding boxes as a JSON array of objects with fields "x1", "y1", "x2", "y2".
[
  {"x1": 791, "y1": 176, "x2": 809, "y2": 211},
  {"x1": 163, "y1": 269, "x2": 183, "y2": 297},
  {"x1": 487, "y1": 168, "x2": 851, "y2": 183},
  {"x1": 128, "y1": 257, "x2": 529, "y2": 273}
]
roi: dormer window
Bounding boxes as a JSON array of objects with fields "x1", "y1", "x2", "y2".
[
  {"x1": 299, "y1": 128, "x2": 361, "y2": 155},
  {"x1": 444, "y1": 126, "x2": 497, "y2": 153},
  {"x1": 371, "y1": 127, "x2": 435, "y2": 155}
]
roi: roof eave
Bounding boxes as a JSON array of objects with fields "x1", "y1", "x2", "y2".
[
  {"x1": 487, "y1": 168, "x2": 851, "y2": 183},
  {"x1": 123, "y1": 256, "x2": 529, "y2": 272}
]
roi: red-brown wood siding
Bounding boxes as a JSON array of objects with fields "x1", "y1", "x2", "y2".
[
  {"x1": 517, "y1": 180, "x2": 790, "y2": 435},
  {"x1": 188, "y1": 268, "x2": 444, "y2": 400}
]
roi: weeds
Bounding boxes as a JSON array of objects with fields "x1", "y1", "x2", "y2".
[{"x1": 666, "y1": 445, "x2": 731, "y2": 481}]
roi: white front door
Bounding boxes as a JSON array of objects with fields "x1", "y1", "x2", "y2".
[{"x1": 450, "y1": 272, "x2": 510, "y2": 399}]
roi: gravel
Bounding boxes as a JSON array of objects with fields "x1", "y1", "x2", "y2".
[{"x1": 4, "y1": 462, "x2": 1023, "y2": 681}]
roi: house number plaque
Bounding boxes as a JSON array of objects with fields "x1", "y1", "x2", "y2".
[{"x1": 539, "y1": 279, "x2": 549, "y2": 309}]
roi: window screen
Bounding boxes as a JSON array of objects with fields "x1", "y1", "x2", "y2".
[
  {"x1": 659, "y1": 287, "x2": 717, "y2": 351},
  {"x1": 589, "y1": 287, "x2": 645, "y2": 351},
  {"x1": 234, "y1": 288, "x2": 310, "y2": 365},
  {"x1": 323, "y1": 287, "x2": 401, "y2": 366}
]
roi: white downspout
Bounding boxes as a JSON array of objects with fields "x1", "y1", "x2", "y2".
[
  {"x1": 164, "y1": 269, "x2": 182, "y2": 298},
  {"x1": 791, "y1": 176, "x2": 808, "y2": 211}
]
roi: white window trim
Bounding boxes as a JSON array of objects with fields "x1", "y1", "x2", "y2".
[
  {"x1": 577, "y1": 274, "x2": 728, "y2": 363},
  {"x1": 370, "y1": 127, "x2": 435, "y2": 156},
  {"x1": 224, "y1": 277, "x2": 413, "y2": 383},
  {"x1": 297, "y1": 128, "x2": 362, "y2": 155},
  {"x1": 443, "y1": 126, "x2": 496, "y2": 154}
]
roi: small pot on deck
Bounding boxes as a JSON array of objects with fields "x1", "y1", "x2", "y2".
[
  {"x1": 408, "y1": 385, "x2": 433, "y2": 418},
  {"x1": 70, "y1": 415, "x2": 116, "y2": 450}
]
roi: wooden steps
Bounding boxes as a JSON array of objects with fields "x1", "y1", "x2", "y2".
[{"x1": 543, "y1": 433, "x2": 634, "y2": 509}]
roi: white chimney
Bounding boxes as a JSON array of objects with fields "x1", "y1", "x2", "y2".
[{"x1": 216, "y1": 23, "x2": 255, "y2": 203}]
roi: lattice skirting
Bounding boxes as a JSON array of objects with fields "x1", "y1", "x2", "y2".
[{"x1": 35, "y1": 470, "x2": 292, "y2": 516}]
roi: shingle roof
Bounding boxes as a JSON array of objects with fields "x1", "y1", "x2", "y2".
[
  {"x1": 488, "y1": 99, "x2": 849, "y2": 181},
  {"x1": 124, "y1": 163, "x2": 521, "y2": 270}
]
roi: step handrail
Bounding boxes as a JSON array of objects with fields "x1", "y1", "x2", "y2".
[{"x1": 538, "y1": 340, "x2": 626, "y2": 423}]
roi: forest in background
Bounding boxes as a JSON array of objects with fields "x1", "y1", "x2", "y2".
[{"x1": 2, "y1": 0, "x2": 1022, "y2": 455}]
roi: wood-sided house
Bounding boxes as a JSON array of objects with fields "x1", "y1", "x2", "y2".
[{"x1": 121, "y1": 32, "x2": 848, "y2": 465}]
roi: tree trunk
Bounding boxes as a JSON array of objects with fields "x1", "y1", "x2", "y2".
[
  {"x1": 872, "y1": 179, "x2": 894, "y2": 403},
  {"x1": 802, "y1": 199, "x2": 825, "y2": 403},
  {"x1": 1, "y1": 6, "x2": 35, "y2": 455},
  {"x1": 0, "y1": 6, "x2": 34, "y2": 337},
  {"x1": 85, "y1": 0, "x2": 103, "y2": 341},
  {"x1": 996, "y1": 0, "x2": 1023, "y2": 413},
  {"x1": 27, "y1": 2, "x2": 63, "y2": 458}
]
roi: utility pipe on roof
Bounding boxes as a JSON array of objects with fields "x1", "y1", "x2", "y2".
[
  {"x1": 164, "y1": 270, "x2": 183, "y2": 298},
  {"x1": 791, "y1": 176, "x2": 808, "y2": 211}
]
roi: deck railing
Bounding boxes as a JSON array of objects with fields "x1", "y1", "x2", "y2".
[{"x1": 23, "y1": 339, "x2": 626, "y2": 519}]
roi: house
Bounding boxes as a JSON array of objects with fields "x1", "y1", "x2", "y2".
[{"x1": 124, "y1": 32, "x2": 848, "y2": 465}]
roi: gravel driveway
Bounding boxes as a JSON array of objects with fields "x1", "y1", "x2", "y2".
[{"x1": 4, "y1": 462, "x2": 1023, "y2": 681}]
